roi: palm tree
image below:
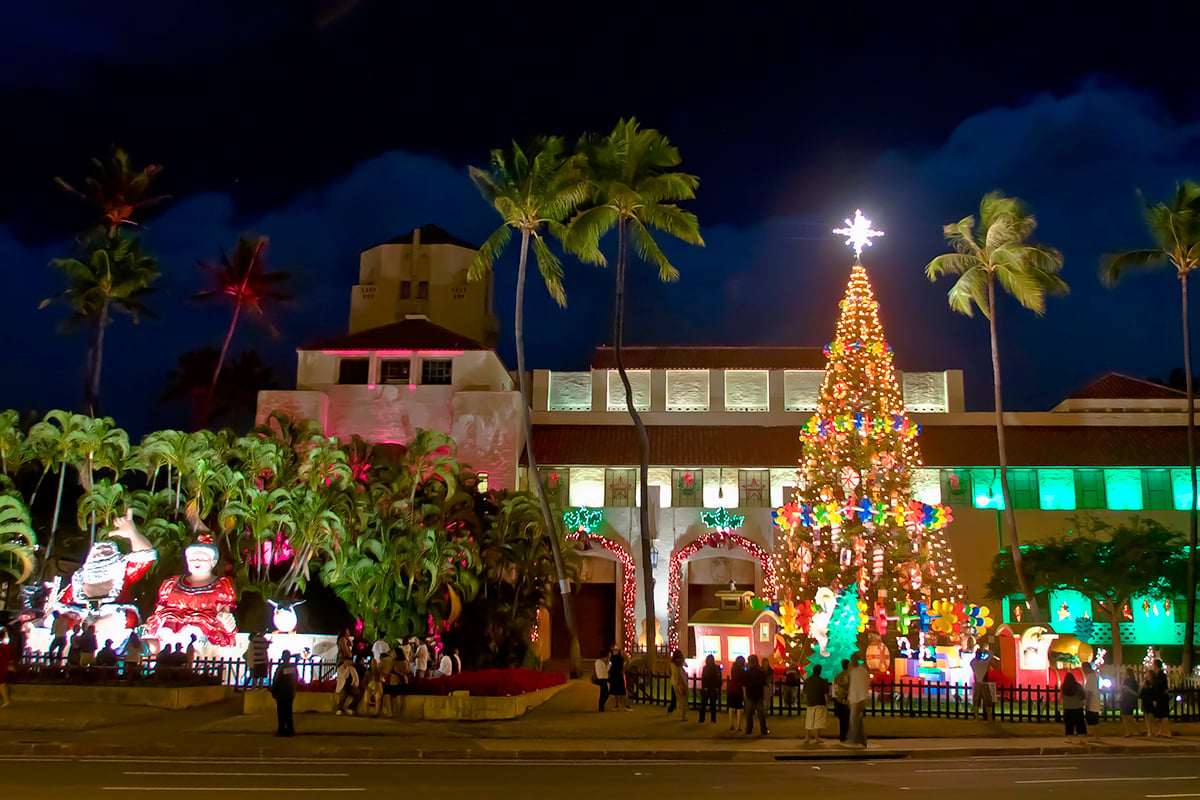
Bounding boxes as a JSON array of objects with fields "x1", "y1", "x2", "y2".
[
  {"x1": 0, "y1": 495, "x2": 38, "y2": 584},
  {"x1": 27, "y1": 410, "x2": 87, "y2": 576},
  {"x1": 161, "y1": 348, "x2": 221, "y2": 430},
  {"x1": 0, "y1": 410, "x2": 25, "y2": 477},
  {"x1": 468, "y1": 136, "x2": 589, "y2": 675},
  {"x1": 193, "y1": 234, "x2": 291, "y2": 401},
  {"x1": 66, "y1": 415, "x2": 130, "y2": 543},
  {"x1": 566, "y1": 119, "x2": 704, "y2": 666},
  {"x1": 926, "y1": 192, "x2": 1067, "y2": 622},
  {"x1": 42, "y1": 233, "x2": 160, "y2": 414},
  {"x1": 1101, "y1": 179, "x2": 1200, "y2": 671},
  {"x1": 54, "y1": 147, "x2": 168, "y2": 237}
]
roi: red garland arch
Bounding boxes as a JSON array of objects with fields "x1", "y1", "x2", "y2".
[
  {"x1": 566, "y1": 531, "x2": 637, "y2": 655},
  {"x1": 667, "y1": 531, "x2": 779, "y2": 653}
]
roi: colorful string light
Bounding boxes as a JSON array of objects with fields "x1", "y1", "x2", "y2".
[
  {"x1": 566, "y1": 529, "x2": 637, "y2": 654},
  {"x1": 773, "y1": 260, "x2": 965, "y2": 650}
]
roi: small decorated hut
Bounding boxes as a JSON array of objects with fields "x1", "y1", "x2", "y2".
[{"x1": 688, "y1": 589, "x2": 778, "y2": 669}]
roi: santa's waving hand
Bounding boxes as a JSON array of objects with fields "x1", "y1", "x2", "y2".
[{"x1": 106, "y1": 509, "x2": 157, "y2": 584}]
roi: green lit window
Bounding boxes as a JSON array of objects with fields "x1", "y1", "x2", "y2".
[
  {"x1": 1075, "y1": 470, "x2": 1106, "y2": 510},
  {"x1": 1143, "y1": 470, "x2": 1173, "y2": 510},
  {"x1": 1010, "y1": 470, "x2": 1039, "y2": 509}
]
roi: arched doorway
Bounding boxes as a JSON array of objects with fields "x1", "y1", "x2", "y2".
[
  {"x1": 667, "y1": 531, "x2": 778, "y2": 654},
  {"x1": 551, "y1": 532, "x2": 637, "y2": 658}
]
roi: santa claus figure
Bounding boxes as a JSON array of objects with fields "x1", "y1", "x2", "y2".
[
  {"x1": 145, "y1": 534, "x2": 237, "y2": 650},
  {"x1": 52, "y1": 509, "x2": 157, "y2": 644}
]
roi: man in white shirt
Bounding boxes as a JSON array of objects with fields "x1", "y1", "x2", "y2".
[
  {"x1": 413, "y1": 639, "x2": 430, "y2": 677},
  {"x1": 371, "y1": 637, "x2": 391, "y2": 663},
  {"x1": 844, "y1": 655, "x2": 870, "y2": 747},
  {"x1": 1083, "y1": 661, "x2": 1103, "y2": 741},
  {"x1": 594, "y1": 654, "x2": 610, "y2": 711},
  {"x1": 434, "y1": 649, "x2": 453, "y2": 677}
]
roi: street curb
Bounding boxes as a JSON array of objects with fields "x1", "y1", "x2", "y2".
[{"x1": 1, "y1": 740, "x2": 1197, "y2": 761}]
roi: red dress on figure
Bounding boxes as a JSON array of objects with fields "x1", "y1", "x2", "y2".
[{"x1": 145, "y1": 575, "x2": 238, "y2": 647}]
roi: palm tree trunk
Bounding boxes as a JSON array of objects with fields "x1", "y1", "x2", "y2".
[
  {"x1": 89, "y1": 303, "x2": 109, "y2": 417},
  {"x1": 515, "y1": 228, "x2": 581, "y2": 677},
  {"x1": 1182, "y1": 273, "x2": 1197, "y2": 674},
  {"x1": 614, "y1": 219, "x2": 657, "y2": 669},
  {"x1": 988, "y1": 280, "x2": 1040, "y2": 622},
  {"x1": 209, "y1": 302, "x2": 241, "y2": 401},
  {"x1": 42, "y1": 466, "x2": 67, "y2": 579}
]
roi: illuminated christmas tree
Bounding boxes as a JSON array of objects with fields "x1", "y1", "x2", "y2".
[
  {"x1": 808, "y1": 583, "x2": 864, "y2": 676},
  {"x1": 773, "y1": 211, "x2": 963, "y2": 642}
]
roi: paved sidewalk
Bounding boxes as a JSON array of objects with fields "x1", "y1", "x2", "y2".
[{"x1": 1, "y1": 679, "x2": 1196, "y2": 761}]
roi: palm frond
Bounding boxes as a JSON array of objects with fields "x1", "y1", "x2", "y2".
[
  {"x1": 629, "y1": 219, "x2": 679, "y2": 282},
  {"x1": 467, "y1": 225, "x2": 512, "y2": 282},
  {"x1": 1099, "y1": 249, "x2": 1165, "y2": 286},
  {"x1": 945, "y1": 266, "x2": 990, "y2": 318},
  {"x1": 530, "y1": 234, "x2": 566, "y2": 307},
  {"x1": 564, "y1": 205, "x2": 617, "y2": 266},
  {"x1": 924, "y1": 252, "x2": 978, "y2": 280}
]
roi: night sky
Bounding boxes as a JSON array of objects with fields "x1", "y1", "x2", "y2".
[{"x1": 3, "y1": 1, "x2": 1200, "y2": 434}]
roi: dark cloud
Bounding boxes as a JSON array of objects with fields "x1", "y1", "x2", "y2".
[{"x1": 3, "y1": 84, "x2": 1199, "y2": 433}]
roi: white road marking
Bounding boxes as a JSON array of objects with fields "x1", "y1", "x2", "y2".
[
  {"x1": 124, "y1": 772, "x2": 349, "y2": 777},
  {"x1": 103, "y1": 788, "x2": 365, "y2": 793},
  {"x1": 1018, "y1": 777, "x2": 1198, "y2": 785},
  {"x1": 916, "y1": 767, "x2": 1078, "y2": 773}
]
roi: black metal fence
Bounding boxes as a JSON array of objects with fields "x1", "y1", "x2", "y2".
[
  {"x1": 15, "y1": 653, "x2": 336, "y2": 689},
  {"x1": 625, "y1": 669, "x2": 1200, "y2": 723}
]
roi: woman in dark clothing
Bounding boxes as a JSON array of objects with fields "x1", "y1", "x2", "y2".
[
  {"x1": 1150, "y1": 659, "x2": 1171, "y2": 738},
  {"x1": 1061, "y1": 672, "x2": 1087, "y2": 743},
  {"x1": 726, "y1": 655, "x2": 745, "y2": 731},
  {"x1": 608, "y1": 646, "x2": 629, "y2": 711},
  {"x1": 1118, "y1": 667, "x2": 1140, "y2": 737},
  {"x1": 699, "y1": 654, "x2": 722, "y2": 723}
]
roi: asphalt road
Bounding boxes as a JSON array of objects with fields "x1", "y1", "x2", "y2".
[{"x1": 0, "y1": 753, "x2": 1196, "y2": 798}]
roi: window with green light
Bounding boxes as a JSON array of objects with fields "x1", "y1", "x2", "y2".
[
  {"x1": 1038, "y1": 469, "x2": 1076, "y2": 510},
  {"x1": 1103, "y1": 469, "x2": 1143, "y2": 510},
  {"x1": 1143, "y1": 469, "x2": 1173, "y2": 510},
  {"x1": 970, "y1": 468, "x2": 1003, "y2": 510},
  {"x1": 1075, "y1": 470, "x2": 1106, "y2": 510}
]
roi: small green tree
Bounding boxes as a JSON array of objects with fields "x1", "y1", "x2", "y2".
[
  {"x1": 808, "y1": 583, "x2": 862, "y2": 677},
  {"x1": 987, "y1": 515, "x2": 1186, "y2": 670}
]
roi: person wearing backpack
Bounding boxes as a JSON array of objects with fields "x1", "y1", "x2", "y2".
[{"x1": 271, "y1": 650, "x2": 298, "y2": 737}]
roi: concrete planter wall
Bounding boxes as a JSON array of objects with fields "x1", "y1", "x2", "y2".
[
  {"x1": 15, "y1": 684, "x2": 232, "y2": 709},
  {"x1": 243, "y1": 682, "x2": 567, "y2": 721}
]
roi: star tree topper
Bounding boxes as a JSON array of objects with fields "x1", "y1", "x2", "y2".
[{"x1": 833, "y1": 209, "x2": 884, "y2": 259}]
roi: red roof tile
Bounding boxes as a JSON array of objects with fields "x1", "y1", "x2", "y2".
[
  {"x1": 529, "y1": 424, "x2": 1189, "y2": 468},
  {"x1": 591, "y1": 347, "x2": 827, "y2": 370},
  {"x1": 1068, "y1": 372, "x2": 1184, "y2": 401},
  {"x1": 303, "y1": 317, "x2": 491, "y2": 352}
]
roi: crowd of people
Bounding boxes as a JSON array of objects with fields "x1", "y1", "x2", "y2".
[
  {"x1": 1063, "y1": 657, "x2": 1175, "y2": 743},
  {"x1": 592, "y1": 646, "x2": 873, "y2": 745}
]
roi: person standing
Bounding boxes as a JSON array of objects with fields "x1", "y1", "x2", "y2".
[
  {"x1": 413, "y1": 639, "x2": 430, "y2": 678},
  {"x1": 271, "y1": 650, "x2": 297, "y2": 737},
  {"x1": 75, "y1": 623, "x2": 98, "y2": 667},
  {"x1": 699, "y1": 655, "x2": 721, "y2": 723},
  {"x1": 0, "y1": 629, "x2": 12, "y2": 708},
  {"x1": 122, "y1": 632, "x2": 144, "y2": 679},
  {"x1": 1118, "y1": 667, "x2": 1140, "y2": 738},
  {"x1": 47, "y1": 612, "x2": 71, "y2": 664},
  {"x1": 607, "y1": 646, "x2": 630, "y2": 711},
  {"x1": 803, "y1": 664, "x2": 830, "y2": 743},
  {"x1": 782, "y1": 664, "x2": 800, "y2": 713},
  {"x1": 832, "y1": 658, "x2": 851, "y2": 742},
  {"x1": 593, "y1": 652, "x2": 610, "y2": 711},
  {"x1": 742, "y1": 655, "x2": 768, "y2": 736},
  {"x1": 726, "y1": 655, "x2": 745, "y2": 731},
  {"x1": 844, "y1": 655, "x2": 870, "y2": 748},
  {"x1": 762, "y1": 657, "x2": 775, "y2": 715},
  {"x1": 1061, "y1": 672, "x2": 1087, "y2": 744},
  {"x1": 1082, "y1": 662, "x2": 1103, "y2": 741},
  {"x1": 669, "y1": 650, "x2": 689, "y2": 721},
  {"x1": 1150, "y1": 659, "x2": 1171, "y2": 738},
  {"x1": 970, "y1": 648, "x2": 994, "y2": 721},
  {"x1": 371, "y1": 635, "x2": 391, "y2": 664}
]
